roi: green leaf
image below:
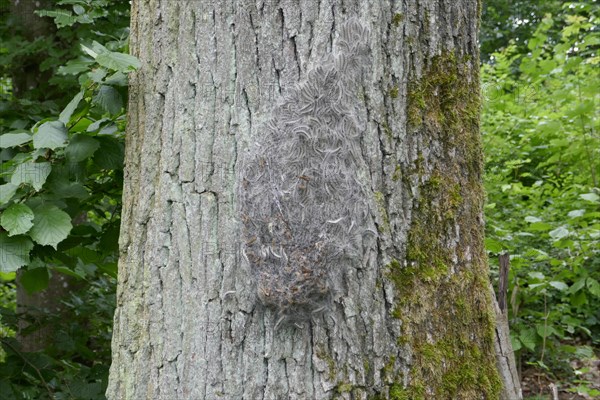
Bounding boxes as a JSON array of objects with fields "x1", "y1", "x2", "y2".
[
  {"x1": 0, "y1": 233, "x2": 34, "y2": 272},
  {"x1": 96, "y1": 51, "x2": 141, "y2": 72},
  {"x1": 528, "y1": 271, "x2": 545, "y2": 280},
  {"x1": 104, "y1": 70, "x2": 128, "y2": 86},
  {"x1": 567, "y1": 209, "x2": 585, "y2": 218},
  {"x1": 19, "y1": 267, "x2": 50, "y2": 294},
  {"x1": 93, "y1": 136, "x2": 124, "y2": 170},
  {"x1": 570, "y1": 278, "x2": 587, "y2": 293},
  {"x1": 0, "y1": 183, "x2": 18, "y2": 205},
  {"x1": 98, "y1": 262, "x2": 117, "y2": 279},
  {"x1": 71, "y1": 247, "x2": 102, "y2": 264},
  {"x1": 35, "y1": 9, "x2": 77, "y2": 27},
  {"x1": 580, "y1": 193, "x2": 599, "y2": 203},
  {"x1": 87, "y1": 117, "x2": 110, "y2": 132},
  {"x1": 570, "y1": 291, "x2": 587, "y2": 307},
  {"x1": 52, "y1": 266, "x2": 86, "y2": 280},
  {"x1": 525, "y1": 216, "x2": 542, "y2": 223},
  {"x1": 81, "y1": 42, "x2": 102, "y2": 59},
  {"x1": 586, "y1": 278, "x2": 600, "y2": 297},
  {"x1": 536, "y1": 324, "x2": 556, "y2": 338},
  {"x1": 59, "y1": 91, "x2": 84, "y2": 124},
  {"x1": 58, "y1": 58, "x2": 93, "y2": 75},
  {"x1": 0, "y1": 204, "x2": 34, "y2": 236},
  {"x1": 548, "y1": 281, "x2": 568, "y2": 291},
  {"x1": 90, "y1": 41, "x2": 110, "y2": 55},
  {"x1": 73, "y1": 4, "x2": 85, "y2": 15},
  {"x1": 93, "y1": 85, "x2": 123, "y2": 115},
  {"x1": 574, "y1": 346, "x2": 594, "y2": 359},
  {"x1": 70, "y1": 117, "x2": 93, "y2": 133},
  {"x1": 549, "y1": 226, "x2": 569, "y2": 240},
  {"x1": 65, "y1": 134, "x2": 100, "y2": 162},
  {"x1": 99, "y1": 123, "x2": 118, "y2": 135},
  {"x1": 70, "y1": 381, "x2": 103, "y2": 399},
  {"x1": 485, "y1": 237, "x2": 503, "y2": 253},
  {"x1": 88, "y1": 68, "x2": 108, "y2": 83},
  {"x1": 510, "y1": 334, "x2": 522, "y2": 352},
  {"x1": 0, "y1": 132, "x2": 32, "y2": 148},
  {"x1": 30, "y1": 205, "x2": 73, "y2": 249},
  {"x1": 46, "y1": 180, "x2": 89, "y2": 200},
  {"x1": 529, "y1": 283, "x2": 546, "y2": 289},
  {"x1": 528, "y1": 222, "x2": 553, "y2": 232},
  {"x1": 519, "y1": 328, "x2": 538, "y2": 351},
  {"x1": 33, "y1": 121, "x2": 68, "y2": 150},
  {"x1": 11, "y1": 161, "x2": 52, "y2": 191}
]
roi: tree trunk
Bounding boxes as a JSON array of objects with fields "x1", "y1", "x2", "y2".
[
  {"x1": 108, "y1": 1, "x2": 510, "y2": 398},
  {"x1": 8, "y1": 0, "x2": 56, "y2": 99}
]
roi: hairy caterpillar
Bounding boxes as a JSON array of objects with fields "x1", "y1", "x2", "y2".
[{"x1": 238, "y1": 18, "x2": 373, "y2": 327}]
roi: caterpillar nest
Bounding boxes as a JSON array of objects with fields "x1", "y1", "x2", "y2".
[{"x1": 238, "y1": 18, "x2": 373, "y2": 327}]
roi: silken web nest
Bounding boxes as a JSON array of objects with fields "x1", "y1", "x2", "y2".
[{"x1": 238, "y1": 18, "x2": 375, "y2": 328}]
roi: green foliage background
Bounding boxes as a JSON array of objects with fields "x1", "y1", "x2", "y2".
[
  {"x1": 482, "y1": 1, "x2": 599, "y2": 396},
  {"x1": 0, "y1": 1, "x2": 131, "y2": 398},
  {"x1": 0, "y1": 1, "x2": 597, "y2": 399}
]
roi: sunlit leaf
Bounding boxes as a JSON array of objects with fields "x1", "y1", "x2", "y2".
[
  {"x1": 30, "y1": 205, "x2": 73, "y2": 249},
  {"x1": 569, "y1": 278, "x2": 586, "y2": 294},
  {"x1": 549, "y1": 226, "x2": 569, "y2": 240},
  {"x1": 528, "y1": 271, "x2": 545, "y2": 280},
  {"x1": 0, "y1": 183, "x2": 18, "y2": 205},
  {"x1": 58, "y1": 58, "x2": 93, "y2": 75},
  {"x1": 528, "y1": 222, "x2": 553, "y2": 232},
  {"x1": 525, "y1": 216, "x2": 542, "y2": 223},
  {"x1": 0, "y1": 203, "x2": 34, "y2": 236},
  {"x1": 587, "y1": 278, "x2": 600, "y2": 297},
  {"x1": 510, "y1": 334, "x2": 522, "y2": 352},
  {"x1": 485, "y1": 238, "x2": 503, "y2": 253},
  {"x1": 96, "y1": 51, "x2": 141, "y2": 72},
  {"x1": 0, "y1": 132, "x2": 32, "y2": 148},
  {"x1": 33, "y1": 121, "x2": 68, "y2": 150},
  {"x1": 580, "y1": 193, "x2": 599, "y2": 203},
  {"x1": 548, "y1": 281, "x2": 568, "y2": 291},
  {"x1": 567, "y1": 209, "x2": 585, "y2": 218}
]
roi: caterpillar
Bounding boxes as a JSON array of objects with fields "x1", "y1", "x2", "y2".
[{"x1": 238, "y1": 18, "x2": 373, "y2": 327}]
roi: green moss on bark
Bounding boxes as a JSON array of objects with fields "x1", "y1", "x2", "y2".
[
  {"x1": 392, "y1": 13, "x2": 404, "y2": 26},
  {"x1": 374, "y1": 191, "x2": 390, "y2": 232},
  {"x1": 386, "y1": 51, "x2": 502, "y2": 398}
]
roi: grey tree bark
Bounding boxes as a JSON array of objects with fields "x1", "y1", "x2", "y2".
[{"x1": 108, "y1": 0, "x2": 516, "y2": 398}]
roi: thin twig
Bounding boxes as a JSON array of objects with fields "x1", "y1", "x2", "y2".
[{"x1": 0, "y1": 338, "x2": 53, "y2": 396}]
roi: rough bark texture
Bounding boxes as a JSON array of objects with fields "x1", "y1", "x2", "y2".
[
  {"x1": 492, "y1": 287, "x2": 523, "y2": 400},
  {"x1": 108, "y1": 1, "x2": 504, "y2": 398}
]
